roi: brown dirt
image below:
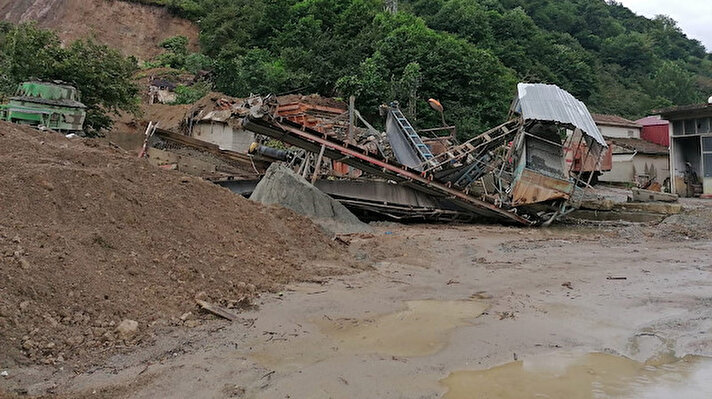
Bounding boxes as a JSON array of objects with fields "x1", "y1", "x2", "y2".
[
  {"x1": 0, "y1": 0, "x2": 199, "y2": 60},
  {"x1": 0, "y1": 121, "x2": 353, "y2": 369}
]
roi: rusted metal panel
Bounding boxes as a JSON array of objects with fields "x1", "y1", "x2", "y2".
[
  {"x1": 566, "y1": 140, "x2": 613, "y2": 172},
  {"x1": 511, "y1": 168, "x2": 573, "y2": 206}
]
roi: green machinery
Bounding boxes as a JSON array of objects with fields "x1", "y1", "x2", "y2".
[{"x1": 0, "y1": 81, "x2": 86, "y2": 132}]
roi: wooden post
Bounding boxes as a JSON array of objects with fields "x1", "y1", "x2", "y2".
[
  {"x1": 348, "y1": 95, "x2": 355, "y2": 143},
  {"x1": 311, "y1": 144, "x2": 326, "y2": 184},
  {"x1": 301, "y1": 153, "x2": 311, "y2": 178}
]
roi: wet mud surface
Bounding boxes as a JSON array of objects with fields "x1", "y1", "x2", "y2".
[{"x1": 2, "y1": 222, "x2": 712, "y2": 398}]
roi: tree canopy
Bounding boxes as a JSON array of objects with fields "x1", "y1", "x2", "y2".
[{"x1": 66, "y1": 1, "x2": 712, "y2": 137}]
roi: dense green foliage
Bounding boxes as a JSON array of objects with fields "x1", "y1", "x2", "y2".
[
  {"x1": 137, "y1": 0, "x2": 711, "y2": 138},
  {"x1": 0, "y1": 23, "x2": 140, "y2": 133},
  {"x1": 43, "y1": 1, "x2": 712, "y2": 137}
]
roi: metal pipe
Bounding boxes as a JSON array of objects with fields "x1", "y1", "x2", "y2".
[{"x1": 248, "y1": 142, "x2": 293, "y2": 162}]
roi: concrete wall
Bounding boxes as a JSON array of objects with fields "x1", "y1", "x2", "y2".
[
  {"x1": 191, "y1": 122, "x2": 255, "y2": 153},
  {"x1": 598, "y1": 125, "x2": 641, "y2": 139},
  {"x1": 633, "y1": 154, "x2": 670, "y2": 184},
  {"x1": 600, "y1": 154, "x2": 634, "y2": 183},
  {"x1": 600, "y1": 154, "x2": 669, "y2": 185}
]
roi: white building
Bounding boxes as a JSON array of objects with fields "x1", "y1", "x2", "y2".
[{"x1": 593, "y1": 114, "x2": 670, "y2": 188}]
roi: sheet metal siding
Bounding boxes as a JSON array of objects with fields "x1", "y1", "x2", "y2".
[
  {"x1": 641, "y1": 124, "x2": 670, "y2": 147},
  {"x1": 516, "y1": 83, "x2": 607, "y2": 147}
]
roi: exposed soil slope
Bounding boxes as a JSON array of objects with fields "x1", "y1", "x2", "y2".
[
  {"x1": 0, "y1": 122, "x2": 349, "y2": 368},
  {"x1": 0, "y1": 0, "x2": 199, "y2": 60}
]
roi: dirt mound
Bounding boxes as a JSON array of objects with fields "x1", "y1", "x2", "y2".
[
  {"x1": 655, "y1": 208, "x2": 712, "y2": 240},
  {"x1": 0, "y1": 122, "x2": 350, "y2": 368},
  {"x1": 250, "y1": 164, "x2": 372, "y2": 235},
  {"x1": 0, "y1": 0, "x2": 199, "y2": 60}
]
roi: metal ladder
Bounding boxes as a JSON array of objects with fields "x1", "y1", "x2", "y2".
[
  {"x1": 423, "y1": 119, "x2": 520, "y2": 172},
  {"x1": 390, "y1": 108, "x2": 434, "y2": 164}
]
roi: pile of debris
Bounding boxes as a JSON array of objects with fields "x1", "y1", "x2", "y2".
[{"x1": 0, "y1": 122, "x2": 351, "y2": 368}]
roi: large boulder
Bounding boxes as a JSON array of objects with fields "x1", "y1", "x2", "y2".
[{"x1": 250, "y1": 164, "x2": 371, "y2": 235}]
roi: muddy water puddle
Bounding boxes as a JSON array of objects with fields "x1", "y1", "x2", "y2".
[
  {"x1": 442, "y1": 352, "x2": 712, "y2": 399},
  {"x1": 320, "y1": 300, "x2": 489, "y2": 357},
  {"x1": 249, "y1": 299, "x2": 488, "y2": 369}
]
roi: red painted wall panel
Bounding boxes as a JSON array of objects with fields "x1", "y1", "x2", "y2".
[{"x1": 641, "y1": 125, "x2": 670, "y2": 147}]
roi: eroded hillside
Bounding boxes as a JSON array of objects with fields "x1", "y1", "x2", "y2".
[{"x1": 0, "y1": 0, "x2": 198, "y2": 60}]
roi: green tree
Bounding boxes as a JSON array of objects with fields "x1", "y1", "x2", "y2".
[
  {"x1": 54, "y1": 39, "x2": 140, "y2": 132},
  {"x1": 649, "y1": 61, "x2": 699, "y2": 105},
  {"x1": 601, "y1": 32, "x2": 655, "y2": 72},
  {"x1": 213, "y1": 49, "x2": 293, "y2": 96}
]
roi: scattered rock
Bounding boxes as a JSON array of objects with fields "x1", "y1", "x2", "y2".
[
  {"x1": 116, "y1": 319, "x2": 139, "y2": 339},
  {"x1": 18, "y1": 257, "x2": 31, "y2": 270}
]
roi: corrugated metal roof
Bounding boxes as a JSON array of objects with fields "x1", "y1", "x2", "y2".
[{"x1": 513, "y1": 83, "x2": 607, "y2": 147}]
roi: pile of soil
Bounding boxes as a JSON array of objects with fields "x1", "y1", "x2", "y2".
[
  {"x1": 250, "y1": 164, "x2": 372, "y2": 235},
  {"x1": 0, "y1": 122, "x2": 351, "y2": 368}
]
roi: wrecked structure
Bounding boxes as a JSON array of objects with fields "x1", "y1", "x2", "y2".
[
  {"x1": 0, "y1": 81, "x2": 86, "y2": 132},
  {"x1": 138, "y1": 83, "x2": 607, "y2": 225},
  {"x1": 233, "y1": 83, "x2": 607, "y2": 225}
]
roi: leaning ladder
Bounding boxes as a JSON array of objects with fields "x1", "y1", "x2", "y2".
[
  {"x1": 423, "y1": 119, "x2": 520, "y2": 172},
  {"x1": 390, "y1": 108, "x2": 435, "y2": 165}
]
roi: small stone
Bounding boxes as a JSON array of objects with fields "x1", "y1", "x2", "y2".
[
  {"x1": 115, "y1": 319, "x2": 139, "y2": 339},
  {"x1": 19, "y1": 301, "x2": 30, "y2": 312},
  {"x1": 184, "y1": 320, "x2": 200, "y2": 328},
  {"x1": 18, "y1": 258, "x2": 31, "y2": 269},
  {"x1": 179, "y1": 312, "x2": 192, "y2": 321}
]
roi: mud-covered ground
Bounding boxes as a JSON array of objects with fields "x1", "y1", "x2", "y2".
[{"x1": 2, "y1": 221, "x2": 711, "y2": 398}]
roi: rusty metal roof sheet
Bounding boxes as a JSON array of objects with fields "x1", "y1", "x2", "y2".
[{"x1": 513, "y1": 83, "x2": 607, "y2": 147}]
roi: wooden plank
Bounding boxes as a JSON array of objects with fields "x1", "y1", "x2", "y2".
[{"x1": 196, "y1": 299, "x2": 239, "y2": 321}]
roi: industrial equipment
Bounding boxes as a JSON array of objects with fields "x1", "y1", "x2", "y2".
[{"x1": 0, "y1": 81, "x2": 86, "y2": 132}]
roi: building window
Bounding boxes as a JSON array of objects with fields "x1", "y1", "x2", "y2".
[
  {"x1": 704, "y1": 137, "x2": 712, "y2": 178},
  {"x1": 698, "y1": 118, "x2": 711, "y2": 134},
  {"x1": 627, "y1": 130, "x2": 634, "y2": 137},
  {"x1": 673, "y1": 120, "x2": 684, "y2": 136},
  {"x1": 685, "y1": 119, "x2": 696, "y2": 135}
]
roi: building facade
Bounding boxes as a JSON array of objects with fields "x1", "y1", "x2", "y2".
[
  {"x1": 593, "y1": 114, "x2": 670, "y2": 187},
  {"x1": 657, "y1": 103, "x2": 712, "y2": 197}
]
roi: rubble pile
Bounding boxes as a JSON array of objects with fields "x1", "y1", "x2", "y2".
[
  {"x1": 250, "y1": 164, "x2": 372, "y2": 235},
  {"x1": 655, "y1": 208, "x2": 712, "y2": 240},
  {"x1": 0, "y1": 122, "x2": 350, "y2": 367}
]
